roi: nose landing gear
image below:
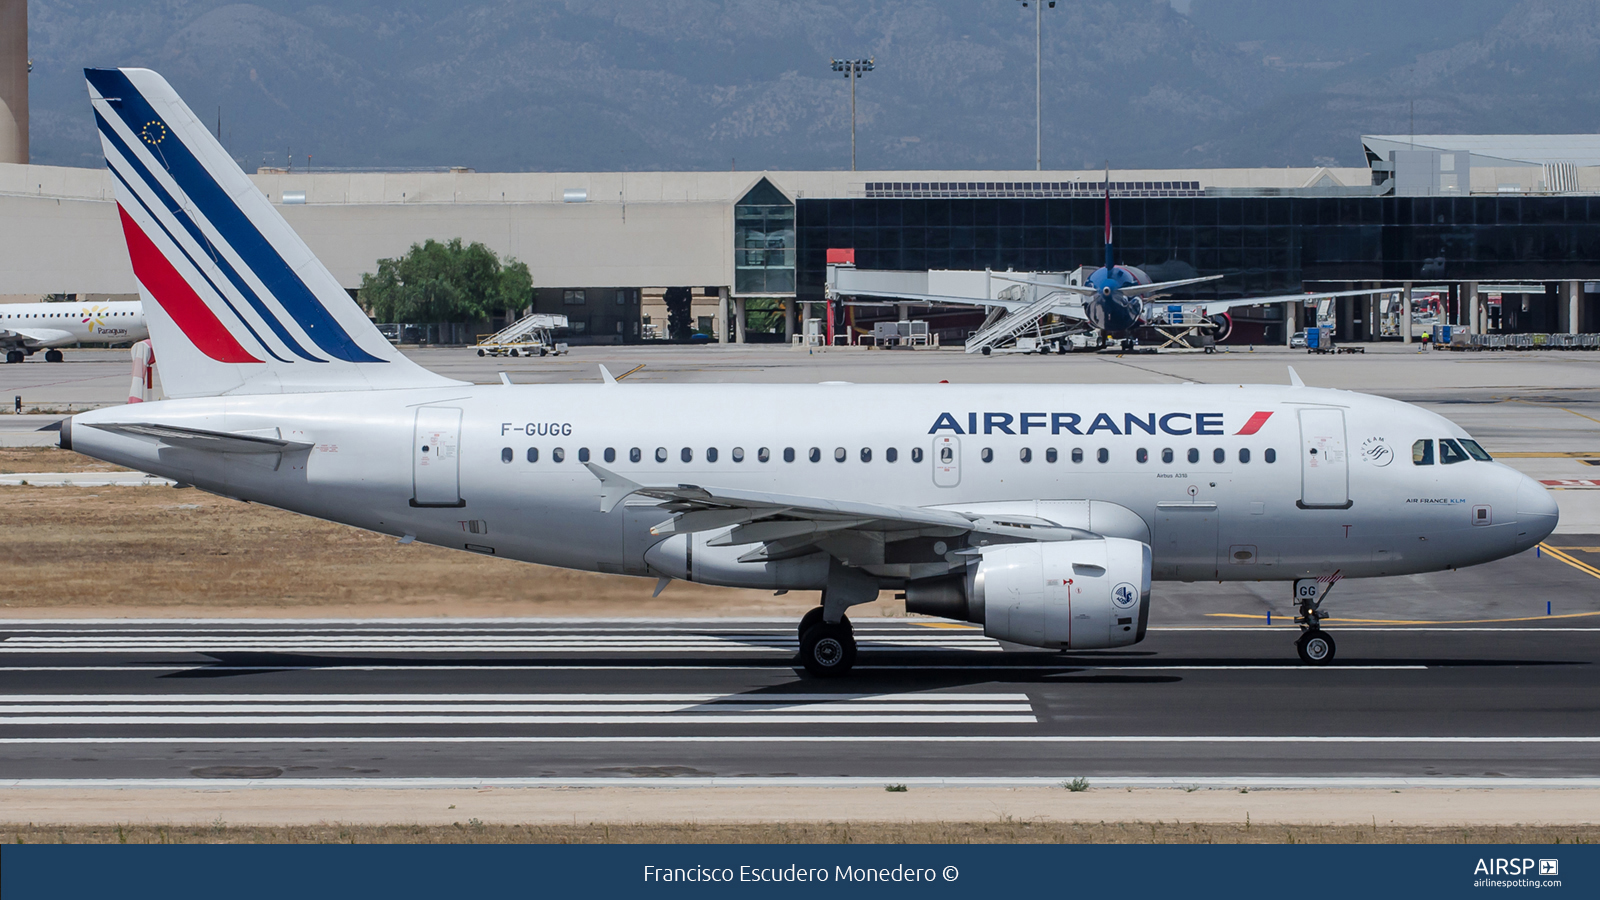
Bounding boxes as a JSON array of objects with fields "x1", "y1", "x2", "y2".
[{"x1": 1293, "y1": 575, "x2": 1339, "y2": 666}]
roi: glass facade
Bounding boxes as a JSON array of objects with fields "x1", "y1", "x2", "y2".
[
  {"x1": 735, "y1": 178, "x2": 796, "y2": 295},
  {"x1": 796, "y1": 196, "x2": 1600, "y2": 301}
]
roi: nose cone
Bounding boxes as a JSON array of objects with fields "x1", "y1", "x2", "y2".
[{"x1": 1514, "y1": 475, "x2": 1559, "y2": 551}]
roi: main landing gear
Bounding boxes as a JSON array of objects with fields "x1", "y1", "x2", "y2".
[
  {"x1": 44, "y1": 349, "x2": 64, "y2": 363},
  {"x1": 797, "y1": 605, "x2": 856, "y2": 677},
  {"x1": 1293, "y1": 577, "x2": 1337, "y2": 666}
]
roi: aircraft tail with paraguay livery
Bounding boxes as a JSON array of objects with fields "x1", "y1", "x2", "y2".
[{"x1": 65, "y1": 67, "x2": 1559, "y2": 675}]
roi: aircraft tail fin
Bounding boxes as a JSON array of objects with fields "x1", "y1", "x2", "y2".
[
  {"x1": 1103, "y1": 164, "x2": 1114, "y2": 271},
  {"x1": 85, "y1": 67, "x2": 461, "y2": 399}
]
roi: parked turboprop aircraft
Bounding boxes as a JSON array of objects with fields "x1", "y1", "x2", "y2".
[
  {"x1": 1, "y1": 300, "x2": 147, "y2": 363},
  {"x1": 64, "y1": 68, "x2": 1559, "y2": 675}
]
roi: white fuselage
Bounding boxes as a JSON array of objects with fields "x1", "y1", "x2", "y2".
[
  {"x1": 0, "y1": 301, "x2": 148, "y2": 350},
  {"x1": 66, "y1": 381, "x2": 1559, "y2": 590}
]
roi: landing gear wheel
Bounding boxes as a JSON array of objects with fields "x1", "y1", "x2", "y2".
[
  {"x1": 44, "y1": 349, "x2": 63, "y2": 363},
  {"x1": 1296, "y1": 631, "x2": 1336, "y2": 665},
  {"x1": 796, "y1": 607, "x2": 850, "y2": 641},
  {"x1": 1120, "y1": 338, "x2": 1134, "y2": 352},
  {"x1": 799, "y1": 622, "x2": 857, "y2": 677},
  {"x1": 5, "y1": 350, "x2": 22, "y2": 364}
]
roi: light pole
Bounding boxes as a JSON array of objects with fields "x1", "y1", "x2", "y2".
[
  {"x1": 830, "y1": 57, "x2": 874, "y2": 171},
  {"x1": 1019, "y1": 0, "x2": 1055, "y2": 170}
]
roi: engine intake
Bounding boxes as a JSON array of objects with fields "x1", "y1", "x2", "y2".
[{"x1": 905, "y1": 538, "x2": 1151, "y2": 650}]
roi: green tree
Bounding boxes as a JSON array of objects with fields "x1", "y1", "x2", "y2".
[
  {"x1": 359, "y1": 238, "x2": 533, "y2": 323},
  {"x1": 663, "y1": 286, "x2": 693, "y2": 341}
]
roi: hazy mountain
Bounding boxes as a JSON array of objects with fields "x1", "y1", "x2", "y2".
[{"x1": 23, "y1": 0, "x2": 1593, "y2": 173}]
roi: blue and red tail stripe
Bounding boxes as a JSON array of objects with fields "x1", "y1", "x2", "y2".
[
  {"x1": 86, "y1": 68, "x2": 384, "y2": 365},
  {"x1": 117, "y1": 205, "x2": 262, "y2": 363}
]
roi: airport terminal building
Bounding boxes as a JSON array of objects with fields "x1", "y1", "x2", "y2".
[{"x1": 4, "y1": 134, "x2": 1600, "y2": 345}]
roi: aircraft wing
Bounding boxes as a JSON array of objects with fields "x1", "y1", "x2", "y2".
[
  {"x1": 833, "y1": 287, "x2": 1091, "y2": 324},
  {"x1": 585, "y1": 463, "x2": 1089, "y2": 560},
  {"x1": 85, "y1": 422, "x2": 315, "y2": 455},
  {"x1": 1172, "y1": 286, "x2": 1406, "y2": 315},
  {"x1": 1124, "y1": 275, "x2": 1226, "y2": 296},
  {"x1": 0, "y1": 327, "x2": 74, "y2": 347}
]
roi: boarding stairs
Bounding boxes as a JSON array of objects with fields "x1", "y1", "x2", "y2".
[
  {"x1": 963, "y1": 291, "x2": 1067, "y2": 354},
  {"x1": 475, "y1": 313, "x2": 569, "y2": 357}
]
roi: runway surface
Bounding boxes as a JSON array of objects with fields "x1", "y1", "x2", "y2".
[{"x1": 1, "y1": 618, "x2": 1595, "y2": 783}]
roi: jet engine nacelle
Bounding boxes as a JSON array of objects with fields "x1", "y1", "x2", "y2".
[{"x1": 905, "y1": 538, "x2": 1151, "y2": 650}]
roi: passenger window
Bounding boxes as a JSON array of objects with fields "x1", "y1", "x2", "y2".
[
  {"x1": 784, "y1": 447, "x2": 795, "y2": 462},
  {"x1": 604, "y1": 447, "x2": 616, "y2": 463},
  {"x1": 501, "y1": 447, "x2": 513, "y2": 463},
  {"x1": 681, "y1": 447, "x2": 693, "y2": 463},
  {"x1": 1439, "y1": 439, "x2": 1468, "y2": 465},
  {"x1": 578, "y1": 447, "x2": 590, "y2": 463},
  {"x1": 1097, "y1": 448, "x2": 1109, "y2": 463},
  {"x1": 1213, "y1": 448, "x2": 1225, "y2": 464},
  {"x1": 940, "y1": 446, "x2": 954, "y2": 463},
  {"x1": 911, "y1": 447, "x2": 924, "y2": 463},
  {"x1": 809, "y1": 447, "x2": 821, "y2": 463},
  {"x1": 527, "y1": 447, "x2": 539, "y2": 463},
  {"x1": 1045, "y1": 448, "x2": 1057, "y2": 463},
  {"x1": 553, "y1": 447, "x2": 566, "y2": 463},
  {"x1": 834, "y1": 447, "x2": 846, "y2": 462},
  {"x1": 1136, "y1": 448, "x2": 1148, "y2": 463},
  {"x1": 886, "y1": 447, "x2": 898, "y2": 463},
  {"x1": 1188, "y1": 448, "x2": 1199, "y2": 464},
  {"x1": 1264, "y1": 448, "x2": 1276, "y2": 463},
  {"x1": 1020, "y1": 448, "x2": 1032, "y2": 463},
  {"x1": 1161, "y1": 448, "x2": 1173, "y2": 464},
  {"x1": 1072, "y1": 448, "x2": 1083, "y2": 463},
  {"x1": 732, "y1": 447, "x2": 745, "y2": 462},
  {"x1": 655, "y1": 447, "x2": 668, "y2": 463},
  {"x1": 1459, "y1": 439, "x2": 1492, "y2": 461},
  {"x1": 1238, "y1": 448, "x2": 1250, "y2": 464},
  {"x1": 980, "y1": 448, "x2": 994, "y2": 463},
  {"x1": 860, "y1": 447, "x2": 872, "y2": 463},
  {"x1": 706, "y1": 447, "x2": 718, "y2": 463},
  {"x1": 1412, "y1": 439, "x2": 1434, "y2": 466},
  {"x1": 629, "y1": 447, "x2": 641, "y2": 463},
  {"x1": 759, "y1": 447, "x2": 771, "y2": 462}
]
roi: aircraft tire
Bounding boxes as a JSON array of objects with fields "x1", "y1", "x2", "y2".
[
  {"x1": 799, "y1": 622, "x2": 856, "y2": 677},
  {"x1": 1296, "y1": 631, "x2": 1336, "y2": 666},
  {"x1": 44, "y1": 349, "x2": 63, "y2": 363},
  {"x1": 797, "y1": 607, "x2": 851, "y2": 641},
  {"x1": 5, "y1": 350, "x2": 22, "y2": 364}
]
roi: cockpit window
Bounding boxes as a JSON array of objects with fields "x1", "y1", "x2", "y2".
[
  {"x1": 1439, "y1": 439, "x2": 1469, "y2": 465},
  {"x1": 1459, "y1": 439, "x2": 1492, "y2": 461},
  {"x1": 1412, "y1": 439, "x2": 1434, "y2": 466}
]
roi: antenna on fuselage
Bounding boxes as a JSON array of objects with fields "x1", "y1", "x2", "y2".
[{"x1": 1287, "y1": 366, "x2": 1306, "y2": 388}]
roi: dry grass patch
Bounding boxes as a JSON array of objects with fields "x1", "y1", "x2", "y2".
[
  {"x1": 0, "y1": 448, "x2": 129, "y2": 474},
  {"x1": 0, "y1": 484, "x2": 900, "y2": 618},
  {"x1": 6, "y1": 822, "x2": 1597, "y2": 844}
]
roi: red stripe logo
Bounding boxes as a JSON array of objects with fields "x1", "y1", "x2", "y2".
[
  {"x1": 1235, "y1": 411, "x2": 1273, "y2": 435},
  {"x1": 117, "y1": 205, "x2": 261, "y2": 364}
]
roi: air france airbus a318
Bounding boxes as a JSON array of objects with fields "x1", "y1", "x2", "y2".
[{"x1": 62, "y1": 67, "x2": 1559, "y2": 675}]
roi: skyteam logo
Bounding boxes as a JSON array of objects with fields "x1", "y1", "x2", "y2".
[
  {"x1": 928, "y1": 411, "x2": 1273, "y2": 436},
  {"x1": 86, "y1": 67, "x2": 385, "y2": 367}
]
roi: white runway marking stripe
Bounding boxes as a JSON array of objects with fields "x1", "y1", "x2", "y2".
[
  {"x1": 0, "y1": 734, "x2": 1593, "y2": 744},
  {"x1": 0, "y1": 632, "x2": 1002, "y2": 654},
  {"x1": 0, "y1": 691, "x2": 1037, "y2": 727},
  {"x1": 4, "y1": 776, "x2": 1600, "y2": 789}
]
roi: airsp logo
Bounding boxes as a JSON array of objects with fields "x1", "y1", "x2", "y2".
[
  {"x1": 1111, "y1": 582, "x2": 1138, "y2": 610},
  {"x1": 1360, "y1": 436, "x2": 1393, "y2": 467}
]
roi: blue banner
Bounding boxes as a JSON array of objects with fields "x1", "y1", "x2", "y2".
[{"x1": 2, "y1": 844, "x2": 1592, "y2": 898}]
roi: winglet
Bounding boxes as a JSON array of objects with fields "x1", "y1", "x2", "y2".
[
  {"x1": 1287, "y1": 366, "x2": 1305, "y2": 388},
  {"x1": 584, "y1": 461, "x2": 642, "y2": 513},
  {"x1": 599, "y1": 365, "x2": 617, "y2": 385}
]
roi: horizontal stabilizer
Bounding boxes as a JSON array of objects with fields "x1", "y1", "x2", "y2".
[{"x1": 86, "y1": 422, "x2": 313, "y2": 454}]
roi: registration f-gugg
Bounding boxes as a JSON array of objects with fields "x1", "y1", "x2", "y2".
[{"x1": 64, "y1": 68, "x2": 1560, "y2": 674}]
